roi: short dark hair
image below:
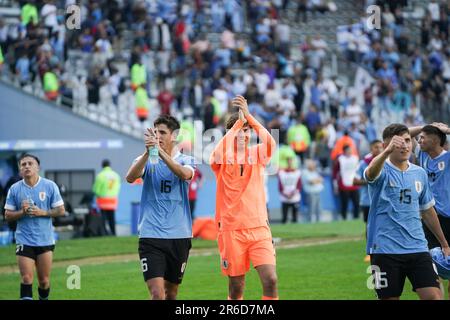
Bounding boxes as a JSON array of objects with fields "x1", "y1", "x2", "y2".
[
  {"x1": 154, "y1": 115, "x2": 180, "y2": 133},
  {"x1": 226, "y1": 113, "x2": 249, "y2": 130},
  {"x1": 18, "y1": 153, "x2": 40, "y2": 166},
  {"x1": 421, "y1": 125, "x2": 447, "y2": 147},
  {"x1": 382, "y1": 124, "x2": 409, "y2": 142},
  {"x1": 102, "y1": 159, "x2": 110, "y2": 167},
  {"x1": 370, "y1": 139, "x2": 383, "y2": 146}
]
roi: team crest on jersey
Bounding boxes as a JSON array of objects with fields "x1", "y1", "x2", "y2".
[
  {"x1": 438, "y1": 161, "x2": 445, "y2": 171},
  {"x1": 415, "y1": 181, "x2": 423, "y2": 193},
  {"x1": 39, "y1": 192, "x2": 46, "y2": 201},
  {"x1": 222, "y1": 259, "x2": 228, "y2": 269}
]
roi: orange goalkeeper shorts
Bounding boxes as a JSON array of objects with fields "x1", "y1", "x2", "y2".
[{"x1": 217, "y1": 226, "x2": 276, "y2": 277}]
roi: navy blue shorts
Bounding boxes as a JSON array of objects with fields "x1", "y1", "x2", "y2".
[{"x1": 15, "y1": 244, "x2": 55, "y2": 260}]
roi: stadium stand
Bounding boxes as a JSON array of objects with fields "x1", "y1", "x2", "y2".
[{"x1": 0, "y1": 0, "x2": 449, "y2": 229}]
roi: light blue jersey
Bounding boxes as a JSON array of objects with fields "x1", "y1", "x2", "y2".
[
  {"x1": 417, "y1": 150, "x2": 450, "y2": 218},
  {"x1": 355, "y1": 159, "x2": 370, "y2": 206},
  {"x1": 138, "y1": 152, "x2": 195, "y2": 239},
  {"x1": 4, "y1": 177, "x2": 64, "y2": 246},
  {"x1": 364, "y1": 160, "x2": 435, "y2": 254}
]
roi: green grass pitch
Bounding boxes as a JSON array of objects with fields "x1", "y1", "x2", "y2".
[{"x1": 0, "y1": 220, "x2": 440, "y2": 300}]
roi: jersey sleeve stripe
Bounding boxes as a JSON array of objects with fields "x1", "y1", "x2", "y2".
[
  {"x1": 51, "y1": 200, "x2": 64, "y2": 208},
  {"x1": 4, "y1": 204, "x2": 16, "y2": 211},
  {"x1": 363, "y1": 167, "x2": 381, "y2": 183},
  {"x1": 183, "y1": 165, "x2": 195, "y2": 181},
  {"x1": 420, "y1": 199, "x2": 436, "y2": 211}
]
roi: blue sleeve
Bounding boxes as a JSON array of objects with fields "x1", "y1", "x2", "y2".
[
  {"x1": 4, "y1": 185, "x2": 18, "y2": 211},
  {"x1": 419, "y1": 172, "x2": 436, "y2": 211},
  {"x1": 142, "y1": 162, "x2": 148, "y2": 179},
  {"x1": 364, "y1": 165, "x2": 386, "y2": 185},
  {"x1": 50, "y1": 182, "x2": 64, "y2": 208},
  {"x1": 181, "y1": 155, "x2": 196, "y2": 168},
  {"x1": 181, "y1": 155, "x2": 196, "y2": 180}
]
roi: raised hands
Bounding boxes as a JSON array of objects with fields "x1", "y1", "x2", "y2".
[
  {"x1": 385, "y1": 135, "x2": 407, "y2": 154},
  {"x1": 232, "y1": 95, "x2": 250, "y2": 123},
  {"x1": 144, "y1": 128, "x2": 159, "y2": 150},
  {"x1": 431, "y1": 122, "x2": 450, "y2": 134}
]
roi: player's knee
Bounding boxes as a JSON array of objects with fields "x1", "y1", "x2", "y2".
[
  {"x1": 38, "y1": 277, "x2": 50, "y2": 289},
  {"x1": 429, "y1": 291, "x2": 443, "y2": 300},
  {"x1": 150, "y1": 286, "x2": 165, "y2": 300},
  {"x1": 21, "y1": 274, "x2": 33, "y2": 284},
  {"x1": 421, "y1": 289, "x2": 443, "y2": 300},
  {"x1": 165, "y1": 289, "x2": 178, "y2": 300},
  {"x1": 262, "y1": 273, "x2": 278, "y2": 291}
]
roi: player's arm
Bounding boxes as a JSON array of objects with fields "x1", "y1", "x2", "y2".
[
  {"x1": 365, "y1": 136, "x2": 403, "y2": 181},
  {"x1": 30, "y1": 205, "x2": 65, "y2": 218},
  {"x1": 4, "y1": 209, "x2": 26, "y2": 222},
  {"x1": 236, "y1": 96, "x2": 276, "y2": 158},
  {"x1": 4, "y1": 197, "x2": 32, "y2": 221},
  {"x1": 209, "y1": 115, "x2": 244, "y2": 170},
  {"x1": 126, "y1": 129, "x2": 154, "y2": 183},
  {"x1": 158, "y1": 148, "x2": 194, "y2": 181},
  {"x1": 408, "y1": 125, "x2": 424, "y2": 138},
  {"x1": 409, "y1": 122, "x2": 450, "y2": 138},
  {"x1": 431, "y1": 122, "x2": 450, "y2": 134},
  {"x1": 421, "y1": 207, "x2": 450, "y2": 256},
  {"x1": 126, "y1": 151, "x2": 148, "y2": 183},
  {"x1": 353, "y1": 177, "x2": 367, "y2": 186}
]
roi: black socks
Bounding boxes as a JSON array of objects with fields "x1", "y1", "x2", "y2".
[
  {"x1": 20, "y1": 283, "x2": 32, "y2": 300},
  {"x1": 38, "y1": 287, "x2": 50, "y2": 300}
]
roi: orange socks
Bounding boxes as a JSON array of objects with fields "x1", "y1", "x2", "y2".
[
  {"x1": 227, "y1": 295, "x2": 278, "y2": 300},
  {"x1": 262, "y1": 296, "x2": 279, "y2": 300}
]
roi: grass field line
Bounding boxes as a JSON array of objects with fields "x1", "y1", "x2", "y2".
[{"x1": 0, "y1": 235, "x2": 363, "y2": 275}]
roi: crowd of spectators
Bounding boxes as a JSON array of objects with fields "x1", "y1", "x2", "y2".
[
  {"x1": 339, "y1": 0, "x2": 449, "y2": 128},
  {"x1": 1, "y1": 0, "x2": 448, "y2": 222}
]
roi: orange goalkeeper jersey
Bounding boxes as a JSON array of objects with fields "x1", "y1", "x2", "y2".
[{"x1": 210, "y1": 115, "x2": 276, "y2": 231}]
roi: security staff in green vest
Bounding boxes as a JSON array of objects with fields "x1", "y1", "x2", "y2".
[
  {"x1": 287, "y1": 117, "x2": 311, "y2": 164},
  {"x1": 210, "y1": 96, "x2": 221, "y2": 126},
  {"x1": 43, "y1": 69, "x2": 59, "y2": 100},
  {"x1": 272, "y1": 144, "x2": 299, "y2": 170},
  {"x1": 135, "y1": 85, "x2": 149, "y2": 122},
  {"x1": 177, "y1": 120, "x2": 195, "y2": 153},
  {"x1": 21, "y1": 2, "x2": 39, "y2": 26},
  {"x1": 92, "y1": 159, "x2": 121, "y2": 236},
  {"x1": 130, "y1": 61, "x2": 146, "y2": 91}
]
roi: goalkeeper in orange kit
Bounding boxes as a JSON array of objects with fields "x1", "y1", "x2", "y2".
[{"x1": 210, "y1": 95, "x2": 278, "y2": 300}]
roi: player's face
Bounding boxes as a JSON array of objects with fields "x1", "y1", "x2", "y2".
[
  {"x1": 154, "y1": 124, "x2": 175, "y2": 151},
  {"x1": 236, "y1": 126, "x2": 251, "y2": 148},
  {"x1": 418, "y1": 132, "x2": 437, "y2": 152},
  {"x1": 19, "y1": 157, "x2": 39, "y2": 179},
  {"x1": 370, "y1": 142, "x2": 383, "y2": 157},
  {"x1": 390, "y1": 133, "x2": 412, "y2": 162}
]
